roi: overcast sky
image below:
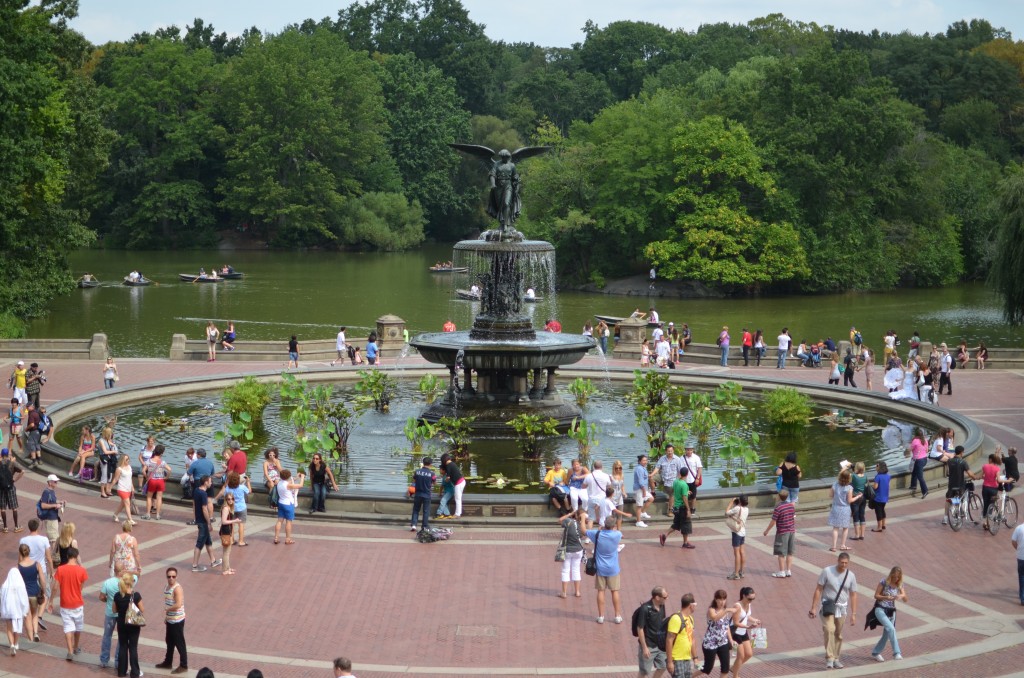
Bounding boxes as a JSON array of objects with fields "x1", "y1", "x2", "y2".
[{"x1": 70, "y1": 0, "x2": 1023, "y2": 47}]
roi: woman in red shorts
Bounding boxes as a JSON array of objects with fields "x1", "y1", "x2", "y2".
[{"x1": 143, "y1": 446, "x2": 172, "y2": 521}]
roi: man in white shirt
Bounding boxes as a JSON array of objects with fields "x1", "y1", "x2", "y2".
[
  {"x1": 651, "y1": 325, "x2": 664, "y2": 343},
  {"x1": 808, "y1": 553, "x2": 858, "y2": 670},
  {"x1": 651, "y1": 446, "x2": 683, "y2": 516},
  {"x1": 331, "y1": 327, "x2": 347, "y2": 367},
  {"x1": 655, "y1": 337, "x2": 672, "y2": 368},
  {"x1": 777, "y1": 328, "x2": 792, "y2": 369},
  {"x1": 938, "y1": 342, "x2": 953, "y2": 395},
  {"x1": 583, "y1": 461, "x2": 612, "y2": 526},
  {"x1": 680, "y1": 442, "x2": 703, "y2": 516}
]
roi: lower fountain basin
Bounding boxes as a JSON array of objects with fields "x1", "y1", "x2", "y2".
[{"x1": 412, "y1": 331, "x2": 595, "y2": 370}]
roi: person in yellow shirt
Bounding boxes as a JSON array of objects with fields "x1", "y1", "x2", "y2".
[
  {"x1": 666, "y1": 593, "x2": 698, "y2": 678},
  {"x1": 544, "y1": 459, "x2": 570, "y2": 514},
  {"x1": 10, "y1": 362, "x2": 27, "y2": 405}
]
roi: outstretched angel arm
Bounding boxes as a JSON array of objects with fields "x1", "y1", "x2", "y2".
[{"x1": 510, "y1": 146, "x2": 552, "y2": 162}]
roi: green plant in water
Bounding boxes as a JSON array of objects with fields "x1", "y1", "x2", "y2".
[
  {"x1": 714, "y1": 381, "x2": 743, "y2": 407},
  {"x1": 417, "y1": 374, "x2": 444, "y2": 404},
  {"x1": 279, "y1": 372, "x2": 360, "y2": 461},
  {"x1": 434, "y1": 415, "x2": 476, "y2": 459},
  {"x1": 685, "y1": 392, "x2": 719, "y2": 443},
  {"x1": 507, "y1": 414, "x2": 559, "y2": 459},
  {"x1": 214, "y1": 410, "x2": 255, "y2": 448},
  {"x1": 567, "y1": 377, "x2": 598, "y2": 407},
  {"x1": 764, "y1": 387, "x2": 813, "y2": 430},
  {"x1": 221, "y1": 376, "x2": 272, "y2": 424},
  {"x1": 354, "y1": 369, "x2": 397, "y2": 412},
  {"x1": 567, "y1": 417, "x2": 600, "y2": 458},
  {"x1": 404, "y1": 417, "x2": 437, "y2": 453},
  {"x1": 625, "y1": 369, "x2": 686, "y2": 450}
]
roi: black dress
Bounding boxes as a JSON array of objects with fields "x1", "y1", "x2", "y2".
[{"x1": 114, "y1": 590, "x2": 142, "y2": 677}]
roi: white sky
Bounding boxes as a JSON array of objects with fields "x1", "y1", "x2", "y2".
[{"x1": 70, "y1": 0, "x2": 1023, "y2": 47}]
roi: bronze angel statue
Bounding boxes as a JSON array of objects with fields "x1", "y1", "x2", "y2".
[{"x1": 450, "y1": 144, "x2": 551, "y2": 241}]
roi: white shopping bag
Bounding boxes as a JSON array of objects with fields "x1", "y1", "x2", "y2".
[{"x1": 752, "y1": 626, "x2": 767, "y2": 649}]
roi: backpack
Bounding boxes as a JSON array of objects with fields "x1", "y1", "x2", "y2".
[
  {"x1": 631, "y1": 604, "x2": 675, "y2": 651},
  {"x1": 416, "y1": 527, "x2": 452, "y2": 543},
  {"x1": 0, "y1": 462, "x2": 12, "y2": 490},
  {"x1": 854, "y1": 332, "x2": 862, "y2": 344}
]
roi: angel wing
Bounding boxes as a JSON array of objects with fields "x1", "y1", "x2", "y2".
[
  {"x1": 449, "y1": 143, "x2": 497, "y2": 161},
  {"x1": 510, "y1": 146, "x2": 552, "y2": 162}
]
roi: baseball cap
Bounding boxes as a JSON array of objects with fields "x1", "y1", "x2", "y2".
[
  {"x1": 46, "y1": 474, "x2": 59, "y2": 483},
  {"x1": 16, "y1": 361, "x2": 23, "y2": 366},
  {"x1": 0, "y1": 449, "x2": 7, "y2": 456}
]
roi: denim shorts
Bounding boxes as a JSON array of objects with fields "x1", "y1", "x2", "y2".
[
  {"x1": 289, "y1": 351, "x2": 298, "y2": 361},
  {"x1": 195, "y1": 522, "x2": 212, "y2": 548},
  {"x1": 731, "y1": 532, "x2": 745, "y2": 548},
  {"x1": 277, "y1": 503, "x2": 295, "y2": 521}
]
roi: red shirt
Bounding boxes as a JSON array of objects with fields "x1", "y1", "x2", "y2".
[
  {"x1": 54, "y1": 563, "x2": 88, "y2": 609},
  {"x1": 982, "y1": 463, "x2": 1002, "y2": 488},
  {"x1": 545, "y1": 320, "x2": 562, "y2": 333},
  {"x1": 742, "y1": 331, "x2": 752, "y2": 347},
  {"x1": 227, "y1": 450, "x2": 248, "y2": 476},
  {"x1": 442, "y1": 321, "x2": 456, "y2": 332}
]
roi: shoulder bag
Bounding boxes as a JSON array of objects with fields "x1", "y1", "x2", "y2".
[
  {"x1": 820, "y1": 569, "x2": 850, "y2": 617},
  {"x1": 584, "y1": 530, "x2": 600, "y2": 576},
  {"x1": 555, "y1": 522, "x2": 568, "y2": 562},
  {"x1": 126, "y1": 594, "x2": 146, "y2": 627}
]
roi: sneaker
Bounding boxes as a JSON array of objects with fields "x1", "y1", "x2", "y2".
[
  {"x1": 583, "y1": 538, "x2": 591, "y2": 545},
  {"x1": 690, "y1": 511, "x2": 698, "y2": 518},
  {"x1": 825, "y1": 660, "x2": 834, "y2": 669},
  {"x1": 211, "y1": 559, "x2": 223, "y2": 568},
  {"x1": 893, "y1": 654, "x2": 903, "y2": 660},
  {"x1": 785, "y1": 571, "x2": 792, "y2": 577},
  {"x1": 771, "y1": 571, "x2": 788, "y2": 578},
  {"x1": 596, "y1": 616, "x2": 604, "y2": 624},
  {"x1": 727, "y1": 573, "x2": 741, "y2": 580},
  {"x1": 614, "y1": 616, "x2": 623, "y2": 624},
  {"x1": 872, "y1": 654, "x2": 885, "y2": 662},
  {"x1": 191, "y1": 564, "x2": 207, "y2": 572},
  {"x1": 941, "y1": 518, "x2": 948, "y2": 525},
  {"x1": 155, "y1": 662, "x2": 173, "y2": 669},
  {"x1": 74, "y1": 647, "x2": 82, "y2": 654},
  {"x1": 641, "y1": 512, "x2": 652, "y2": 520},
  {"x1": 409, "y1": 525, "x2": 417, "y2": 532},
  {"x1": 617, "y1": 543, "x2": 625, "y2": 552},
  {"x1": 659, "y1": 534, "x2": 666, "y2": 547},
  {"x1": 833, "y1": 660, "x2": 844, "y2": 669},
  {"x1": 37, "y1": 619, "x2": 46, "y2": 631},
  {"x1": 635, "y1": 521, "x2": 648, "y2": 528},
  {"x1": 186, "y1": 520, "x2": 197, "y2": 526},
  {"x1": 66, "y1": 653, "x2": 73, "y2": 662}
]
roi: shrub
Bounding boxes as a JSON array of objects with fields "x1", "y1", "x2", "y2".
[
  {"x1": 764, "y1": 387, "x2": 813, "y2": 430},
  {"x1": 507, "y1": 413, "x2": 559, "y2": 459},
  {"x1": 221, "y1": 376, "x2": 272, "y2": 424},
  {"x1": 567, "y1": 377, "x2": 597, "y2": 407},
  {"x1": 0, "y1": 312, "x2": 26, "y2": 339},
  {"x1": 418, "y1": 374, "x2": 444, "y2": 404}
]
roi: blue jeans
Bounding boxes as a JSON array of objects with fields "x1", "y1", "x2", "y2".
[
  {"x1": 1018, "y1": 558, "x2": 1024, "y2": 604},
  {"x1": 777, "y1": 349, "x2": 787, "y2": 368},
  {"x1": 909, "y1": 458, "x2": 928, "y2": 495},
  {"x1": 411, "y1": 495, "x2": 430, "y2": 529},
  {"x1": 100, "y1": 614, "x2": 117, "y2": 666},
  {"x1": 871, "y1": 607, "x2": 900, "y2": 656},
  {"x1": 311, "y1": 482, "x2": 327, "y2": 512},
  {"x1": 599, "y1": 336, "x2": 608, "y2": 355},
  {"x1": 437, "y1": 487, "x2": 453, "y2": 516},
  {"x1": 104, "y1": 378, "x2": 115, "y2": 389},
  {"x1": 720, "y1": 345, "x2": 729, "y2": 366}
]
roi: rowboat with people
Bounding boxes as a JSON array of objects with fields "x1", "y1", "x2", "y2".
[
  {"x1": 178, "y1": 273, "x2": 224, "y2": 283},
  {"x1": 122, "y1": 277, "x2": 152, "y2": 287},
  {"x1": 594, "y1": 314, "x2": 661, "y2": 329},
  {"x1": 430, "y1": 266, "x2": 468, "y2": 273},
  {"x1": 77, "y1": 275, "x2": 99, "y2": 288}
]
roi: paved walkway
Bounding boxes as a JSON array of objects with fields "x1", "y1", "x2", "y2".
[{"x1": 1, "y1": 356, "x2": 1022, "y2": 677}]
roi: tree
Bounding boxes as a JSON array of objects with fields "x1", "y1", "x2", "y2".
[
  {"x1": 645, "y1": 116, "x2": 809, "y2": 289},
  {"x1": 216, "y1": 29, "x2": 400, "y2": 247},
  {"x1": 577, "y1": 20, "x2": 677, "y2": 100},
  {"x1": 375, "y1": 53, "x2": 471, "y2": 238},
  {"x1": 0, "y1": 0, "x2": 104, "y2": 325},
  {"x1": 990, "y1": 169, "x2": 1024, "y2": 324}
]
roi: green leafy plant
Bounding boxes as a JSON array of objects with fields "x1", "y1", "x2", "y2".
[
  {"x1": 714, "y1": 381, "x2": 743, "y2": 407},
  {"x1": 567, "y1": 377, "x2": 598, "y2": 407},
  {"x1": 764, "y1": 387, "x2": 813, "y2": 430},
  {"x1": 404, "y1": 417, "x2": 437, "y2": 453},
  {"x1": 507, "y1": 414, "x2": 559, "y2": 459},
  {"x1": 417, "y1": 374, "x2": 444, "y2": 404},
  {"x1": 434, "y1": 416, "x2": 476, "y2": 459},
  {"x1": 279, "y1": 372, "x2": 359, "y2": 461},
  {"x1": 567, "y1": 417, "x2": 600, "y2": 458},
  {"x1": 685, "y1": 392, "x2": 719, "y2": 443},
  {"x1": 354, "y1": 369, "x2": 397, "y2": 412},
  {"x1": 221, "y1": 376, "x2": 272, "y2": 424},
  {"x1": 625, "y1": 369, "x2": 686, "y2": 451},
  {"x1": 214, "y1": 411, "x2": 255, "y2": 447},
  {"x1": 717, "y1": 431, "x2": 762, "y2": 487}
]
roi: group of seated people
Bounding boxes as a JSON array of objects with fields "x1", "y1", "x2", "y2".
[
  {"x1": 796, "y1": 338, "x2": 838, "y2": 367},
  {"x1": 126, "y1": 270, "x2": 145, "y2": 283}
]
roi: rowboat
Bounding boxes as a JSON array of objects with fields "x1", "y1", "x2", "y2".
[
  {"x1": 185, "y1": 271, "x2": 243, "y2": 280},
  {"x1": 78, "y1": 279, "x2": 99, "y2": 289},
  {"x1": 122, "y1": 278, "x2": 152, "y2": 287},
  {"x1": 429, "y1": 266, "x2": 468, "y2": 273},
  {"x1": 594, "y1": 314, "x2": 661, "y2": 329},
  {"x1": 178, "y1": 274, "x2": 224, "y2": 283}
]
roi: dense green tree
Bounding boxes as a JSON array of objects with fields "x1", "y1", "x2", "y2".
[
  {"x1": 645, "y1": 116, "x2": 808, "y2": 289},
  {"x1": 990, "y1": 168, "x2": 1024, "y2": 324},
  {"x1": 0, "y1": 0, "x2": 105, "y2": 325},
  {"x1": 90, "y1": 39, "x2": 222, "y2": 248},
  {"x1": 216, "y1": 29, "x2": 400, "y2": 247},
  {"x1": 577, "y1": 20, "x2": 678, "y2": 100},
  {"x1": 375, "y1": 53, "x2": 471, "y2": 239},
  {"x1": 336, "y1": 192, "x2": 425, "y2": 250}
]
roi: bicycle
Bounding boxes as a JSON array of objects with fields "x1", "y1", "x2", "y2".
[
  {"x1": 985, "y1": 486, "x2": 1018, "y2": 536},
  {"x1": 946, "y1": 482, "x2": 983, "y2": 532}
]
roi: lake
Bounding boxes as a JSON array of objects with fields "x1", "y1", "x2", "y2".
[{"x1": 32, "y1": 248, "x2": 1023, "y2": 357}]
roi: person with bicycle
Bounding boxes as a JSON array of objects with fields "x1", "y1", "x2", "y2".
[
  {"x1": 1004, "y1": 447, "x2": 1019, "y2": 490},
  {"x1": 982, "y1": 451, "x2": 1010, "y2": 533},
  {"x1": 943, "y1": 446, "x2": 977, "y2": 526}
]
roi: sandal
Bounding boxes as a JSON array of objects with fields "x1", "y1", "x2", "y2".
[
  {"x1": 1, "y1": 528, "x2": 7, "y2": 534},
  {"x1": 839, "y1": 546, "x2": 853, "y2": 551},
  {"x1": 557, "y1": 592, "x2": 567, "y2": 599},
  {"x1": 237, "y1": 542, "x2": 248, "y2": 547},
  {"x1": 871, "y1": 528, "x2": 883, "y2": 532},
  {"x1": 829, "y1": 547, "x2": 837, "y2": 552},
  {"x1": 12, "y1": 527, "x2": 22, "y2": 533},
  {"x1": 273, "y1": 539, "x2": 279, "y2": 545},
  {"x1": 284, "y1": 539, "x2": 295, "y2": 545}
]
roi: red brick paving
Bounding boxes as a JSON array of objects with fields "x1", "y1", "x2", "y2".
[{"x1": 1, "y1": 356, "x2": 1022, "y2": 677}]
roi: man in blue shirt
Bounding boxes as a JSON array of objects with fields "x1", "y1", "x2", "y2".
[
  {"x1": 585, "y1": 516, "x2": 623, "y2": 624},
  {"x1": 99, "y1": 565, "x2": 134, "y2": 669},
  {"x1": 410, "y1": 457, "x2": 435, "y2": 532}
]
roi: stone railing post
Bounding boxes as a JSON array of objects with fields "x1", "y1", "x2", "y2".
[
  {"x1": 170, "y1": 334, "x2": 188, "y2": 360},
  {"x1": 89, "y1": 333, "x2": 108, "y2": 360}
]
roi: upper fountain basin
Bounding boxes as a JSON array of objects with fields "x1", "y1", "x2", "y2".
[{"x1": 412, "y1": 331, "x2": 595, "y2": 370}]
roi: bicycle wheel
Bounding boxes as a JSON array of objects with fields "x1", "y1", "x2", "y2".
[
  {"x1": 1005, "y1": 497, "x2": 1018, "y2": 528},
  {"x1": 987, "y1": 505, "x2": 1001, "y2": 535},
  {"x1": 967, "y1": 492, "x2": 983, "y2": 524},
  {"x1": 948, "y1": 499, "x2": 963, "y2": 531}
]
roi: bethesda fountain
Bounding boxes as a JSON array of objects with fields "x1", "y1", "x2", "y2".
[{"x1": 410, "y1": 144, "x2": 595, "y2": 432}]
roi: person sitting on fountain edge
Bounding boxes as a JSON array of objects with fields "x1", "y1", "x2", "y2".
[
  {"x1": 545, "y1": 318, "x2": 562, "y2": 333},
  {"x1": 545, "y1": 459, "x2": 571, "y2": 515}
]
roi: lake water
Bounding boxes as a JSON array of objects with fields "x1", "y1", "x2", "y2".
[{"x1": 33, "y1": 248, "x2": 1023, "y2": 357}]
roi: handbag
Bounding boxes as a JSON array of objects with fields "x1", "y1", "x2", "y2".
[
  {"x1": 752, "y1": 626, "x2": 768, "y2": 649},
  {"x1": 554, "y1": 524, "x2": 568, "y2": 562},
  {"x1": 126, "y1": 597, "x2": 146, "y2": 627},
  {"x1": 821, "y1": 569, "x2": 850, "y2": 617},
  {"x1": 725, "y1": 507, "x2": 745, "y2": 534},
  {"x1": 584, "y1": 530, "x2": 600, "y2": 576}
]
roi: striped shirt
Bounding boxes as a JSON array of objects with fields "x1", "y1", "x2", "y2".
[
  {"x1": 164, "y1": 583, "x2": 185, "y2": 624},
  {"x1": 771, "y1": 501, "x2": 796, "y2": 533}
]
